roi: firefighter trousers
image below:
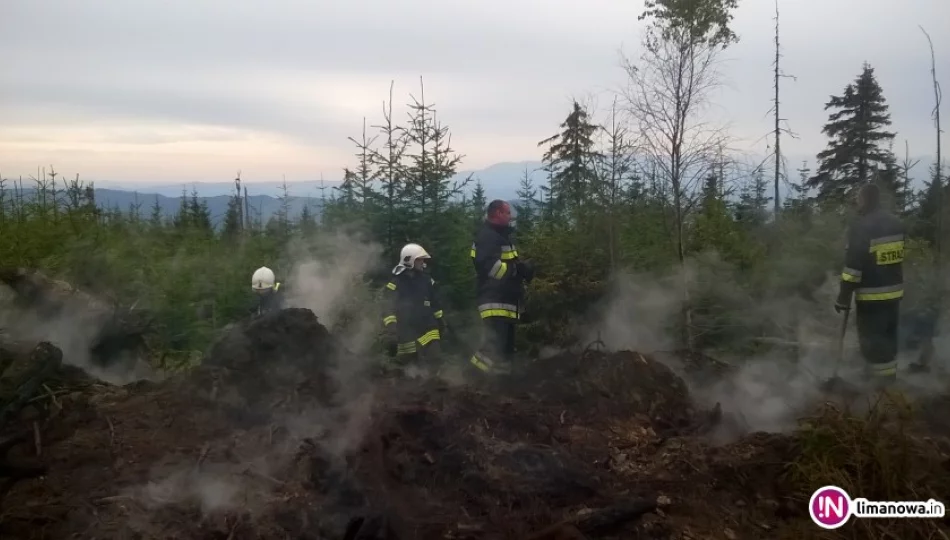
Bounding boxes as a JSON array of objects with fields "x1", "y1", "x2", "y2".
[
  {"x1": 855, "y1": 300, "x2": 900, "y2": 380},
  {"x1": 389, "y1": 339, "x2": 442, "y2": 371},
  {"x1": 470, "y1": 316, "x2": 516, "y2": 373}
]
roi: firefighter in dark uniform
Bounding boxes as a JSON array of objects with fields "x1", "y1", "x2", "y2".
[
  {"x1": 469, "y1": 200, "x2": 535, "y2": 374},
  {"x1": 251, "y1": 266, "x2": 285, "y2": 316},
  {"x1": 834, "y1": 183, "x2": 905, "y2": 385},
  {"x1": 381, "y1": 243, "x2": 445, "y2": 370}
]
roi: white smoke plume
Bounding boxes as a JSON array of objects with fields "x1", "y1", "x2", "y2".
[
  {"x1": 116, "y1": 230, "x2": 387, "y2": 531},
  {"x1": 284, "y1": 230, "x2": 384, "y2": 370},
  {"x1": 588, "y1": 249, "x2": 950, "y2": 445},
  {"x1": 0, "y1": 273, "x2": 157, "y2": 385}
]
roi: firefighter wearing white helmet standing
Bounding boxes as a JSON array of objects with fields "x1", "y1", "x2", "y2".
[
  {"x1": 251, "y1": 266, "x2": 284, "y2": 316},
  {"x1": 380, "y1": 243, "x2": 446, "y2": 370}
]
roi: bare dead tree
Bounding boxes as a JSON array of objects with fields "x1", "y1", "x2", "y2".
[
  {"x1": 235, "y1": 171, "x2": 244, "y2": 233},
  {"x1": 899, "y1": 141, "x2": 919, "y2": 215},
  {"x1": 243, "y1": 185, "x2": 249, "y2": 232},
  {"x1": 277, "y1": 175, "x2": 291, "y2": 234},
  {"x1": 621, "y1": 28, "x2": 730, "y2": 350},
  {"x1": 772, "y1": 1, "x2": 782, "y2": 214},
  {"x1": 919, "y1": 26, "x2": 943, "y2": 262},
  {"x1": 766, "y1": 0, "x2": 800, "y2": 217}
]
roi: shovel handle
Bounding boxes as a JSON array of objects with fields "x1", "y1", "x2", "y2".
[{"x1": 833, "y1": 309, "x2": 850, "y2": 378}]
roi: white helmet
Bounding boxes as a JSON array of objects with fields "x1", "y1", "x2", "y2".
[
  {"x1": 251, "y1": 266, "x2": 276, "y2": 291},
  {"x1": 399, "y1": 243, "x2": 430, "y2": 268}
]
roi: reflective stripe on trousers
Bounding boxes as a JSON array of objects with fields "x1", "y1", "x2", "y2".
[
  {"x1": 469, "y1": 350, "x2": 510, "y2": 373},
  {"x1": 397, "y1": 329, "x2": 442, "y2": 356},
  {"x1": 868, "y1": 360, "x2": 898, "y2": 377},
  {"x1": 470, "y1": 351, "x2": 494, "y2": 372}
]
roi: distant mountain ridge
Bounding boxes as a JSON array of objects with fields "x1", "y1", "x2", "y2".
[
  {"x1": 94, "y1": 161, "x2": 547, "y2": 200},
  {"x1": 2, "y1": 161, "x2": 547, "y2": 227},
  {"x1": 6, "y1": 155, "x2": 938, "y2": 227}
]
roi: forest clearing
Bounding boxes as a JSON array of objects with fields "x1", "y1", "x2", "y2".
[
  {"x1": 2, "y1": 0, "x2": 948, "y2": 538},
  {"x1": 1, "y1": 283, "x2": 950, "y2": 539}
]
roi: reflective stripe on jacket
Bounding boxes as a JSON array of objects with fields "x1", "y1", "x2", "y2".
[
  {"x1": 838, "y1": 209, "x2": 905, "y2": 304},
  {"x1": 381, "y1": 270, "x2": 443, "y2": 345},
  {"x1": 471, "y1": 221, "x2": 522, "y2": 319}
]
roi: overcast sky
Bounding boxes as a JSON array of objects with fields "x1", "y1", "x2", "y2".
[{"x1": 1, "y1": 0, "x2": 947, "y2": 185}]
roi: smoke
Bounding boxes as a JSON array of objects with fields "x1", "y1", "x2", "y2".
[
  {"x1": 255, "y1": 229, "x2": 386, "y2": 453},
  {"x1": 0, "y1": 275, "x2": 157, "y2": 385},
  {"x1": 284, "y1": 230, "x2": 382, "y2": 353},
  {"x1": 280, "y1": 229, "x2": 479, "y2": 388},
  {"x1": 693, "y1": 342, "x2": 827, "y2": 443},
  {"x1": 588, "y1": 248, "x2": 950, "y2": 445},
  {"x1": 583, "y1": 271, "x2": 681, "y2": 353},
  {"x1": 112, "y1": 230, "x2": 390, "y2": 533},
  {"x1": 136, "y1": 467, "x2": 242, "y2": 513}
]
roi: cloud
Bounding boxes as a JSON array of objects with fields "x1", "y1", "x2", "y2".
[{"x1": 1, "y1": 0, "x2": 947, "y2": 182}]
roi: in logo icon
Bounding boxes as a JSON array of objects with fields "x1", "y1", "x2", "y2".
[{"x1": 809, "y1": 485, "x2": 852, "y2": 529}]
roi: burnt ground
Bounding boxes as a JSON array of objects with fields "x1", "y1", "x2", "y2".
[{"x1": 1, "y1": 308, "x2": 949, "y2": 540}]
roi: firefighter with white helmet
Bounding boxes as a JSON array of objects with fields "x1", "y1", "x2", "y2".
[
  {"x1": 251, "y1": 266, "x2": 284, "y2": 316},
  {"x1": 380, "y1": 243, "x2": 446, "y2": 370}
]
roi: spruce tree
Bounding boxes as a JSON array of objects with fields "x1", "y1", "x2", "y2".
[
  {"x1": 514, "y1": 168, "x2": 538, "y2": 234},
  {"x1": 470, "y1": 179, "x2": 486, "y2": 226},
  {"x1": 188, "y1": 188, "x2": 212, "y2": 233},
  {"x1": 172, "y1": 187, "x2": 189, "y2": 229},
  {"x1": 402, "y1": 83, "x2": 464, "y2": 240},
  {"x1": 691, "y1": 172, "x2": 741, "y2": 259},
  {"x1": 913, "y1": 163, "x2": 950, "y2": 243},
  {"x1": 149, "y1": 195, "x2": 163, "y2": 229},
  {"x1": 221, "y1": 195, "x2": 244, "y2": 240},
  {"x1": 537, "y1": 101, "x2": 601, "y2": 223},
  {"x1": 735, "y1": 168, "x2": 772, "y2": 226},
  {"x1": 371, "y1": 82, "x2": 408, "y2": 256},
  {"x1": 808, "y1": 63, "x2": 898, "y2": 202},
  {"x1": 339, "y1": 169, "x2": 357, "y2": 204},
  {"x1": 783, "y1": 161, "x2": 812, "y2": 215},
  {"x1": 299, "y1": 203, "x2": 317, "y2": 234}
]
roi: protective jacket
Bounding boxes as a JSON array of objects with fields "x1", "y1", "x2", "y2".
[
  {"x1": 382, "y1": 269, "x2": 443, "y2": 355},
  {"x1": 254, "y1": 282, "x2": 285, "y2": 316},
  {"x1": 838, "y1": 209, "x2": 905, "y2": 306},
  {"x1": 471, "y1": 221, "x2": 524, "y2": 320}
]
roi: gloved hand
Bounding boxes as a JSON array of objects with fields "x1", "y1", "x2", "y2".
[{"x1": 835, "y1": 287, "x2": 853, "y2": 315}]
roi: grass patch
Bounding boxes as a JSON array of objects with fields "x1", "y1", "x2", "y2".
[{"x1": 780, "y1": 391, "x2": 950, "y2": 539}]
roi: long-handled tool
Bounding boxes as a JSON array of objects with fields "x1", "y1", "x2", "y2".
[
  {"x1": 824, "y1": 309, "x2": 850, "y2": 391},
  {"x1": 833, "y1": 309, "x2": 850, "y2": 378}
]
